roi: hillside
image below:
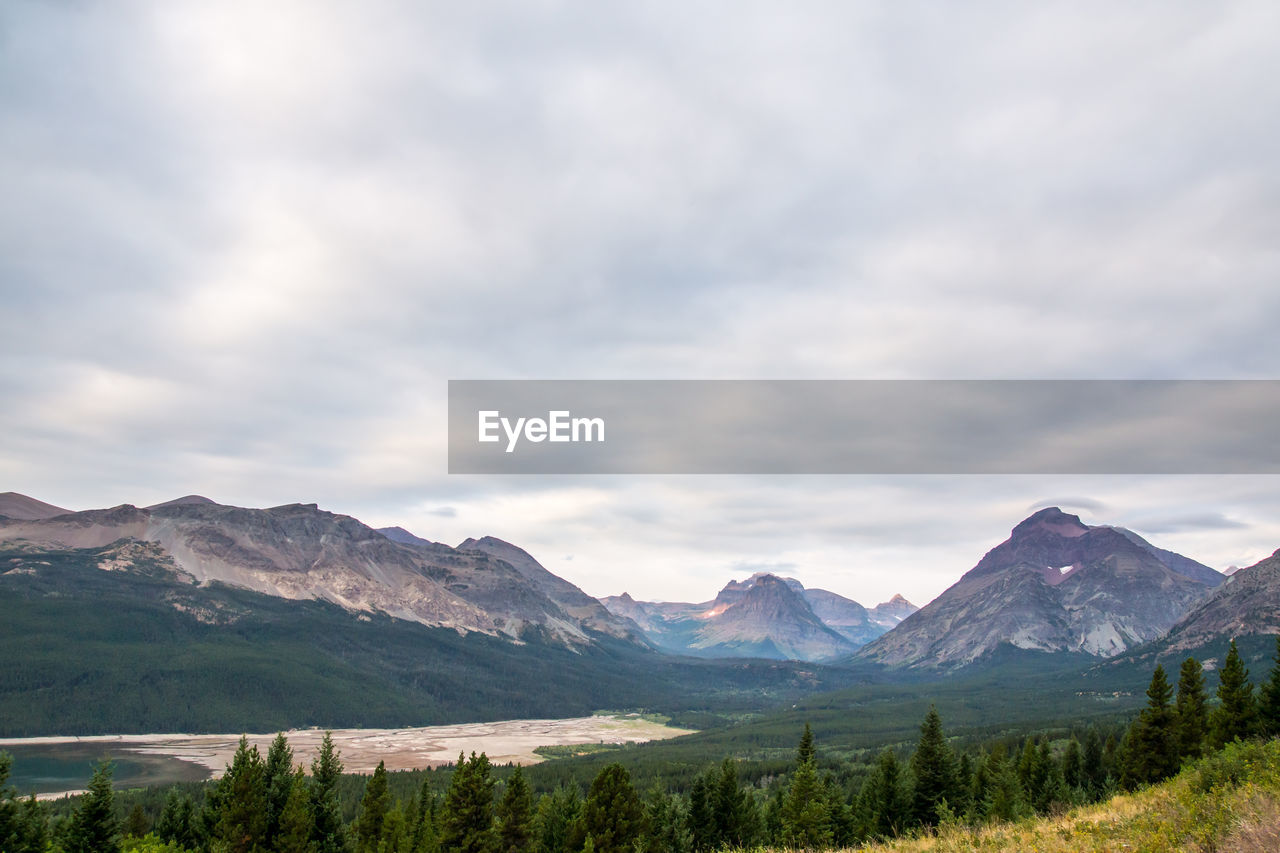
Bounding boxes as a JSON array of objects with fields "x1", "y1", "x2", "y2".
[
  {"x1": 837, "y1": 738, "x2": 1280, "y2": 853},
  {"x1": 0, "y1": 495, "x2": 641, "y2": 648},
  {"x1": 0, "y1": 541, "x2": 862, "y2": 735}
]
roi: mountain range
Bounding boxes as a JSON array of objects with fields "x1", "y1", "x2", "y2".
[
  {"x1": 3, "y1": 492, "x2": 1278, "y2": 734},
  {"x1": 602, "y1": 575, "x2": 916, "y2": 661}
]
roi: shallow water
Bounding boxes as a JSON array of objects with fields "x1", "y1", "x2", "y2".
[{"x1": 1, "y1": 743, "x2": 211, "y2": 796}]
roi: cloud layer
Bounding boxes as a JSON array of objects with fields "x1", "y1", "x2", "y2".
[{"x1": 3, "y1": 2, "x2": 1279, "y2": 605}]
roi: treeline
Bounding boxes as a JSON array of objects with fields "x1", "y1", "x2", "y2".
[{"x1": 5, "y1": 638, "x2": 1280, "y2": 853}]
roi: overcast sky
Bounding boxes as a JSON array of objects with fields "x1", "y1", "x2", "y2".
[{"x1": 3, "y1": 2, "x2": 1280, "y2": 606}]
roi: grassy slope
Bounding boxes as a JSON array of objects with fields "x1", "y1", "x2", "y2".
[{"x1": 741, "y1": 738, "x2": 1280, "y2": 853}]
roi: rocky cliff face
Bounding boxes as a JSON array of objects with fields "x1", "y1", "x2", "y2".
[
  {"x1": 0, "y1": 496, "x2": 642, "y2": 648},
  {"x1": 857, "y1": 507, "x2": 1221, "y2": 670},
  {"x1": 1156, "y1": 549, "x2": 1280, "y2": 653}
]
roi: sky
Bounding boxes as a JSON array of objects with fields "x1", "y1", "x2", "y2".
[{"x1": 3, "y1": 2, "x2": 1280, "y2": 606}]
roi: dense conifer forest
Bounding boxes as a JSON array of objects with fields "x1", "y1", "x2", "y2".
[{"x1": 5, "y1": 637, "x2": 1280, "y2": 852}]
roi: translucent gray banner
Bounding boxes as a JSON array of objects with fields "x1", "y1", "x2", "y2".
[{"x1": 447, "y1": 380, "x2": 1280, "y2": 474}]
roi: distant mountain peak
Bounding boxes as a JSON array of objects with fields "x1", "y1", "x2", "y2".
[
  {"x1": 0, "y1": 492, "x2": 72, "y2": 521},
  {"x1": 146, "y1": 495, "x2": 216, "y2": 509}
]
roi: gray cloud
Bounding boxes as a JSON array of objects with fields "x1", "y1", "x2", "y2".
[{"x1": 3, "y1": 3, "x2": 1280, "y2": 604}]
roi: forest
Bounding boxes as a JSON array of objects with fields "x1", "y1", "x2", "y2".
[{"x1": 3, "y1": 638, "x2": 1279, "y2": 853}]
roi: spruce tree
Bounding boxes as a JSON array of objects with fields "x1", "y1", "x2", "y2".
[
  {"x1": 642, "y1": 785, "x2": 692, "y2": 853},
  {"x1": 123, "y1": 803, "x2": 149, "y2": 839},
  {"x1": 66, "y1": 759, "x2": 121, "y2": 853},
  {"x1": 909, "y1": 706, "x2": 960, "y2": 827},
  {"x1": 156, "y1": 790, "x2": 198, "y2": 850},
  {"x1": 977, "y1": 747, "x2": 1025, "y2": 822},
  {"x1": 711, "y1": 758, "x2": 757, "y2": 848},
  {"x1": 356, "y1": 761, "x2": 391, "y2": 853},
  {"x1": 215, "y1": 736, "x2": 269, "y2": 853},
  {"x1": 1061, "y1": 738, "x2": 1083, "y2": 792},
  {"x1": 0, "y1": 752, "x2": 16, "y2": 853},
  {"x1": 685, "y1": 770, "x2": 714, "y2": 853},
  {"x1": 440, "y1": 752, "x2": 497, "y2": 853},
  {"x1": 276, "y1": 769, "x2": 314, "y2": 853},
  {"x1": 865, "y1": 749, "x2": 909, "y2": 838},
  {"x1": 796, "y1": 722, "x2": 815, "y2": 766},
  {"x1": 582, "y1": 763, "x2": 645, "y2": 853},
  {"x1": 1123, "y1": 665, "x2": 1179, "y2": 787},
  {"x1": 264, "y1": 733, "x2": 296, "y2": 847},
  {"x1": 1174, "y1": 657, "x2": 1209, "y2": 760},
  {"x1": 311, "y1": 732, "x2": 351, "y2": 853},
  {"x1": 411, "y1": 777, "x2": 438, "y2": 853},
  {"x1": 1212, "y1": 640, "x2": 1256, "y2": 747},
  {"x1": 496, "y1": 766, "x2": 533, "y2": 853},
  {"x1": 1259, "y1": 635, "x2": 1280, "y2": 737},
  {"x1": 1081, "y1": 729, "x2": 1107, "y2": 799},
  {"x1": 781, "y1": 726, "x2": 831, "y2": 848},
  {"x1": 532, "y1": 784, "x2": 581, "y2": 853},
  {"x1": 17, "y1": 795, "x2": 48, "y2": 853}
]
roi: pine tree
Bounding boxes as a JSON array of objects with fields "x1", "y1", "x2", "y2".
[
  {"x1": 1259, "y1": 635, "x2": 1280, "y2": 737},
  {"x1": 863, "y1": 749, "x2": 908, "y2": 838},
  {"x1": 264, "y1": 733, "x2": 297, "y2": 848},
  {"x1": 496, "y1": 766, "x2": 533, "y2": 853},
  {"x1": 156, "y1": 790, "x2": 198, "y2": 851},
  {"x1": 977, "y1": 747, "x2": 1025, "y2": 822},
  {"x1": 582, "y1": 763, "x2": 645, "y2": 853},
  {"x1": 1175, "y1": 657, "x2": 1209, "y2": 760},
  {"x1": 0, "y1": 752, "x2": 17, "y2": 853},
  {"x1": 910, "y1": 706, "x2": 960, "y2": 827},
  {"x1": 17, "y1": 795, "x2": 48, "y2": 853},
  {"x1": 440, "y1": 752, "x2": 497, "y2": 853},
  {"x1": 215, "y1": 736, "x2": 269, "y2": 853},
  {"x1": 1122, "y1": 666, "x2": 1180, "y2": 788},
  {"x1": 311, "y1": 732, "x2": 351, "y2": 853},
  {"x1": 276, "y1": 769, "x2": 314, "y2": 853},
  {"x1": 124, "y1": 803, "x2": 150, "y2": 839},
  {"x1": 355, "y1": 761, "x2": 391, "y2": 853},
  {"x1": 711, "y1": 758, "x2": 758, "y2": 848},
  {"x1": 1212, "y1": 640, "x2": 1256, "y2": 747},
  {"x1": 1032, "y1": 739, "x2": 1065, "y2": 811},
  {"x1": 66, "y1": 759, "x2": 121, "y2": 853},
  {"x1": 532, "y1": 784, "x2": 582, "y2": 853},
  {"x1": 781, "y1": 727, "x2": 831, "y2": 848},
  {"x1": 685, "y1": 771, "x2": 714, "y2": 853},
  {"x1": 1061, "y1": 738, "x2": 1083, "y2": 792},
  {"x1": 1082, "y1": 729, "x2": 1107, "y2": 799},
  {"x1": 641, "y1": 785, "x2": 692, "y2": 853},
  {"x1": 796, "y1": 722, "x2": 815, "y2": 766},
  {"x1": 410, "y1": 778, "x2": 438, "y2": 853},
  {"x1": 823, "y1": 772, "x2": 854, "y2": 848}
]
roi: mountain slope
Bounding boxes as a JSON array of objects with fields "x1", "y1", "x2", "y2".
[
  {"x1": 1154, "y1": 548, "x2": 1280, "y2": 654},
  {"x1": 0, "y1": 499, "x2": 632, "y2": 648},
  {"x1": 858, "y1": 507, "x2": 1219, "y2": 670},
  {"x1": 0, "y1": 540, "x2": 860, "y2": 736},
  {"x1": 0, "y1": 492, "x2": 71, "y2": 520},
  {"x1": 869, "y1": 594, "x2": 919, "y2": 629}
]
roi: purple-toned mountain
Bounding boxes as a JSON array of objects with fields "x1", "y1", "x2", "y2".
[{"x1": 857, "y1": 507, "x2": 1223, "y2": 670}]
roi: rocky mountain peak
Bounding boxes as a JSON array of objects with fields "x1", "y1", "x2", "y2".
[{"x1": 1012, "y1": 506, "x2": 1089, "y2": 538}]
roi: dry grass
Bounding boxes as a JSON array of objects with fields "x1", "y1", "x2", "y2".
[{"x1": 727, "y1": 739, "x2": 1280, "y2": 853}]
